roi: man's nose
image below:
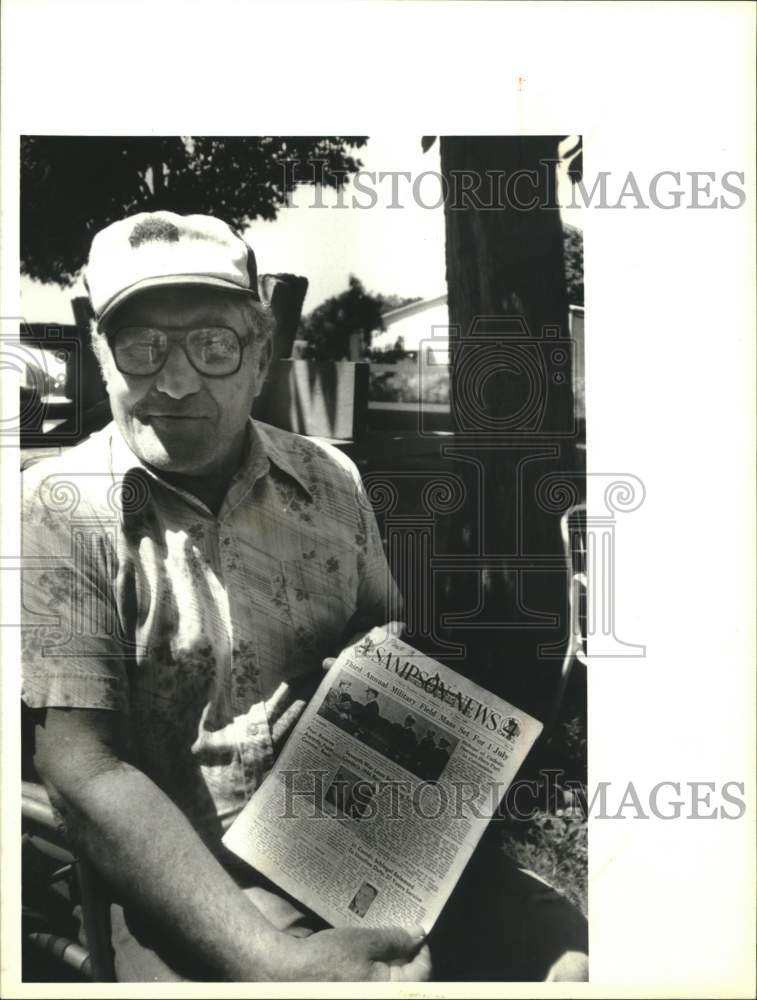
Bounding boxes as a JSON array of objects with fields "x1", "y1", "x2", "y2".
[{"x1": 153, "y1": 342, "x2": 203, "y2": 398}]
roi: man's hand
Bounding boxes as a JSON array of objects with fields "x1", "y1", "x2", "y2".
[
  {"x1": 283, "y1": 925, "x2": 431, "y2": 982},
  {"x1": 321, "y1": 621, "x2": 406, "y2": 672}
]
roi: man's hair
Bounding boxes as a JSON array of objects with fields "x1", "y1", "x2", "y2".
[{"x1": 239, "y1": 298, "x2": 275, "y2": 351}]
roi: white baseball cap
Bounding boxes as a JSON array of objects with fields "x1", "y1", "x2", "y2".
[{"x1": 85, "y1": 210, "x2": 260, "y2": 324}]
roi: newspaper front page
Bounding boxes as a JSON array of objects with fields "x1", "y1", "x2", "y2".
[{"x1": 223, "y1": 632, "x2": 543, "y2": 932}]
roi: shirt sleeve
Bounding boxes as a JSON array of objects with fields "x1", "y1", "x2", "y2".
[
  {"x1": 21, "y1": 465, "x2": 131, "y2": 713},
  {"x1": 351, "y1": 467, "x2": 404, "y2": 628}
]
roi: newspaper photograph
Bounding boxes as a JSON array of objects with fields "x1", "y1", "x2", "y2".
[{"x1": 223, "y1": 632, "x2": 543, "y2": 932}]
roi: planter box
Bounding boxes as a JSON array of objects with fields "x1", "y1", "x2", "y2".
[{"x1": 253, "y1": 360, "x2": 369, "y2": 441}]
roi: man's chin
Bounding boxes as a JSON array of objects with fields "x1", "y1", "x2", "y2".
[{"x1": 127, "y1": 426, "x2": 214, "y2": 475}]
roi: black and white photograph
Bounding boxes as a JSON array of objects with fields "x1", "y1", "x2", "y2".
[
  {"x1": 15, "y1": 128, "x2": 588, "y2": 985},
  {"x1": 323, "y1": 766, "x2": 377, "y2": 822},
  {"x1": 318, "y1": 670, "x2": 460, "y2": 781},
  {"x1": 1, "y1": 2, "x2": 754, "y2": 997},
  {"x1": 348, "y1": 881, "x2": 379, "y2": 919}
]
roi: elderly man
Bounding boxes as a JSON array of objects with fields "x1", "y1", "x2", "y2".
[{"x1": 21, "y1": 211, "x2": 587, "y2": 982}]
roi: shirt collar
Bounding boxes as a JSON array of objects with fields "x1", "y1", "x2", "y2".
[
  {"x1": 250, "y1": 420, "x2": 312, "y2": 498},
  {"x1": 106, "y1": 418, "x2": 312, "y2": 519}
]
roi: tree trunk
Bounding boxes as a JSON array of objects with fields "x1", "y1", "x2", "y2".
[{"x1": 436, "y1": 136, "x2": 583, "y2": 720}]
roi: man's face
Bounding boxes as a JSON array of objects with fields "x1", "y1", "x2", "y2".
[{"x1": 98, "y1": 286, "x2": 271, "y2": 477}]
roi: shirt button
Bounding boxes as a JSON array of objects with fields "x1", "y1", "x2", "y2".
[{"x1": 248, "y1": 724, "x2": 258, "y2": 736}]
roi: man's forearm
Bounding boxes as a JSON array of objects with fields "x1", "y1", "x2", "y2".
[{"x1": 50, "y1": 760, "x2": 289, "y2": 980}]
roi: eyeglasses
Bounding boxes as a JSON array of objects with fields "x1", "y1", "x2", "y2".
[{"x1": 110, "y1": 326, "x2": 246, "y2": 377}]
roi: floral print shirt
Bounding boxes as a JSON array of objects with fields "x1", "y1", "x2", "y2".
[{"x1": 21, "y1": 419, "x2": 400, "y2": 850}]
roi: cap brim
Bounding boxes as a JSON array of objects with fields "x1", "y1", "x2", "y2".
[{"x1": 97, "y1": 274, "x2": 260, "y2": 326}]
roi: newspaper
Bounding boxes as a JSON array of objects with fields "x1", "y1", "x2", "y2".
[{"x1": 222, "y1": 632, "x2": 543, "y2": 932}]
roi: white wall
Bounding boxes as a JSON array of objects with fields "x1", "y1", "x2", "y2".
[{"x1": 371, "y1": 299, "x2": 450, "y2": 356}]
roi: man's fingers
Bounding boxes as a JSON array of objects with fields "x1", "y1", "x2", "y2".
[
  {"x1": 369, "y1": 620, "x2": 406, "y2": 642},
  {"x1": 322, "y1": 620, "x2": 407, "y2": 672},
  {"x1": 366, "y1": 927, "x2": 430, "y2": 982},
  {"x1": 389, "y1": 942, "x2": 432, "y2": 982},
  {"x1": 364, "y1": 925, "x2": 426, "y2": 961}
]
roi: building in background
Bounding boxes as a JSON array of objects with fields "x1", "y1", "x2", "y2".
[
  {"x1": 369, "y1": 294, "x2": 584, "y2": 424},
  {"x1": 370, "y1": 294, "x2": 449, "y2": 362}
]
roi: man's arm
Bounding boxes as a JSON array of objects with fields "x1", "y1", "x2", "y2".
[{"x1": 33, "y1": 706, "x2": 430, "y2": 982}]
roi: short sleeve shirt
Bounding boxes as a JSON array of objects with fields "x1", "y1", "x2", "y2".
[{"x1": 21, "y1": 419, "x2": 401, "y2": 849}]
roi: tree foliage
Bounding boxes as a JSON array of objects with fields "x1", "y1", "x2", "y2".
[
  {"x1": 563, "y1": 224, "x2": 584, "y2": 306},
  {"x1": 367, "y1": 336, "x2": 410, "y2": 364},
  {"x1": 21, "y1": 136, "x2": 367, "y2": 285},
  {"x1": 300, "y1": 276, "x2": 418, "y2": 361}
]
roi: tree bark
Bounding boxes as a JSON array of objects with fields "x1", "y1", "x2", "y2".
[{"x1": 436, "y1": 136, "x2": 583, "y2": 719}]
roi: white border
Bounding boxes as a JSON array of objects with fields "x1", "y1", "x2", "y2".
[{"x1": 2, "y1": 2, "x2": 755, "y2": 997}]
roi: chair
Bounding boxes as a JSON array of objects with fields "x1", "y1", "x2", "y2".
[
  {"x1": 542, "y1": 503, "x2": 587, "y2": 737},
  {"x1": 22, "y1": 780, "x2": 116, "y2": 981}
]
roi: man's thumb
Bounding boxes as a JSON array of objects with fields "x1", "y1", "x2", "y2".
[
  {"x1": 368, "y1": 925, "x2": 426, "y2": 959},
  {"x1": 390, "y1": 941, "x2": 432, "y2": 982}
]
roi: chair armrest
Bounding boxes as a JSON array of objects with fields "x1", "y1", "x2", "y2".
[
  {"x1": 22, "y1": 781, "x2": 61, "y2": 833},
  {"x1": 22, "y1": 781, "x2": 76, "y2": 865}
]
